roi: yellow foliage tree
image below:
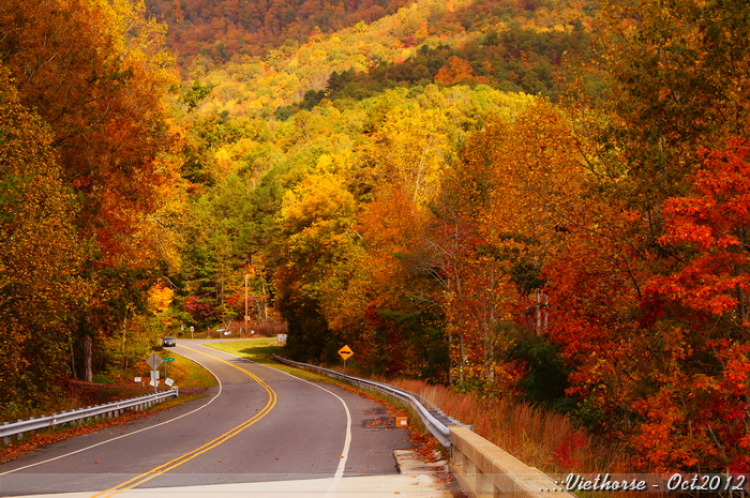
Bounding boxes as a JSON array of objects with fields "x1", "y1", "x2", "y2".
[{"x1": 0, "y1": 67, "x2": 86, "y2": 413}]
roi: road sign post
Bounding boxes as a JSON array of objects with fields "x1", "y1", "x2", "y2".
[
  {"x1": 145, "y1": 353, "x2": 163, "y2": 393},
  {"x1": 163, "y1": 357, "x2": 174, "y2": 379},
  {"x1": 338, "y1": 345, "x2": 354, "y2": 375}
]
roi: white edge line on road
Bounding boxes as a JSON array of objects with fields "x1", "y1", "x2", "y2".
[
  {"x1": 199, "y1": 343, "x2": 353, "y2": 497},
  {"x1": 313, "y1": 382, "x2": 352, "y2": 497},
  {"x1": 0, "y1": 350, "x2": 223, "y2": 477},
  {"x1": 254, "y1": 364, "x2": 353, "y2": 497}
]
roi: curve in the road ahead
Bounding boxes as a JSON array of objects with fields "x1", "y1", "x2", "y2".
[
  {"x1": 0, "y1": 341, "x2": 423, "y2": 498},
  {"x1": 89, "y1": 345, "x2": 277, "y2": 498}
]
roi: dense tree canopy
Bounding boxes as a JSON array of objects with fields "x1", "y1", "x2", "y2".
[
  {"x1": 0, "y1": 0, "x2": 183, "y2": 405},
  {"x1": 0, "y1": 68, "x2": 86, "y2": 413}
]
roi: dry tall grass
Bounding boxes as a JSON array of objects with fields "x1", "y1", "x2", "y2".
[
  {"x1": 388, "y1": 378, "x2": 628, "y2": 475},
  {"x1": 245, "y1": 319, "x2": 288, "y2": 337},
  {"x1": 216, "y1": 319, "x2": 288, "y2": 337}
]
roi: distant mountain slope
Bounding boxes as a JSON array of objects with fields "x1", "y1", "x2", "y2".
[
  {"x1": 178, "y1": 0, "x2": 597, "y2": 119},
  {"x1": 145, "y1": 0, "x2": 412, "y2": 69},
  {"x1": 148, "y1": 0, "x2": 597, "y2": 76}
]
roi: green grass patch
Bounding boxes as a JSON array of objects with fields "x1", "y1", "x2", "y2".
[
  {"x1": 205, "y1": 339, "x2": 283, "y2": 364},
  {"x1": 162, "y1": 350, "x2": 217, "y2": 389}
]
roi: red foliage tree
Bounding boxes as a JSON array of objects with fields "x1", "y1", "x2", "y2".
[{"x1": 644, "y1": 137, "x2": 750, "y2": 471}]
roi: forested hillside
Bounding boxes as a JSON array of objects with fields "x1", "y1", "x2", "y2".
[
  {"x1": 146, "y1": 0, "x2": 595, "y2": 72},
  {"x1": 145, "y1": 0, "x2": 412, "y2": 69},
  {"x1": 2, "y1": 0, "x2": 749, "y2": 477}
]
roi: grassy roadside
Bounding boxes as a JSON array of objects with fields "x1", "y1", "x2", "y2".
[
  {"x1": 160, "y1": 348, "x2": 218, "y2": 389},
  {"x1": 206, "y1": 339, "x2": 323, "y2": 381}
]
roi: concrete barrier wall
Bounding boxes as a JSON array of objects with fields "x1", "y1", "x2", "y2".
[{"x1": 450, "y1": 426, "x2": 575, "y2": 498}]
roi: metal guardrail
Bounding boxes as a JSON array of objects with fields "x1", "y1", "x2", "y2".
[
  {"x1": 272, "y1": 354, "x2": 470, "y2": 448},
  {"x1": 1, "y1": 387, "x2": 179, "y2": 444}
]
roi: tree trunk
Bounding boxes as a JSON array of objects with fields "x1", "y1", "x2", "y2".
[
  {"x1": 69, "y1": 336, "x2": 77, "y2": 379},
  {"x1": 83, "y1": 335, "x2": 93, "y2": 382}
]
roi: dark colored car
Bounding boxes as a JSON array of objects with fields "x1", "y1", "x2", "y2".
[{"x1": 162, "y1": 336, "x2": 176, "y2": 347}]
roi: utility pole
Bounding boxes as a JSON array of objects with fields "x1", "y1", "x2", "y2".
[{"x1": 244, "y1": 273, "x2": 249, "y2": 338}]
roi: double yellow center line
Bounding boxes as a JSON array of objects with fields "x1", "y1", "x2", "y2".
[{"x1": 91, "y1": 346, "x2": 277, "y2": 498}]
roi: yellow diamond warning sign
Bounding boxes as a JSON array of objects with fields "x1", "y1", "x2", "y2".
[{"x1": 338, "y1": 345, "x2": 354, "y2": 361}]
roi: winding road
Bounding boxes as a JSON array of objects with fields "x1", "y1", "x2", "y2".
[{"x1": 0, "y1": 340, "x2": 452, "y2": 497}]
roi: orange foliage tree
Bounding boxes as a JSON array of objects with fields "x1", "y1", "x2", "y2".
[
  {"x1": 0, "y1": 0, "x2": 182, "y2": 381},
  {"x1": 438, "y1": 102, "x2": 588, "y2": 391},
  {"x1": 434, "y1": 56, "x2": 486, "y2": 86}
]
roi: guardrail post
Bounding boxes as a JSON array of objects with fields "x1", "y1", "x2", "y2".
[
  {"x1": 477, "y1": 468, "x2": 494, "y2": 497},
  {"x1": 465, "y1": 455, "x2": 477, "y2": 481},
  {"x1": 451, "y1": 444, "x2": 464, "y2": 470}
]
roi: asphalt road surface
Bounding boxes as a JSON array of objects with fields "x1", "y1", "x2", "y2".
[{"x1": 0, "y1": 340, "x2": 449, "y2": 497}]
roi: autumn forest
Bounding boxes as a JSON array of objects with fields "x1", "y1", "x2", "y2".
[{"x1": 1, "y1": 0, "x2": 750, "y2": 475}]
